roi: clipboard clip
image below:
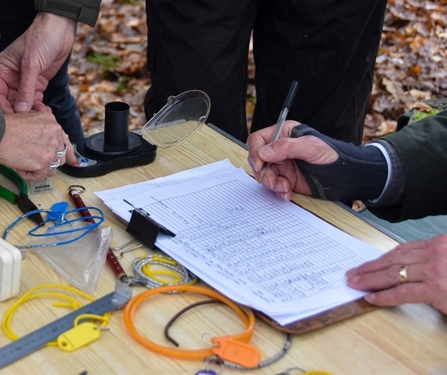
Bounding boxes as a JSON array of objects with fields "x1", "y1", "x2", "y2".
[{"x1": 123, "y1": 199, "x2": 175, "y2": 249}]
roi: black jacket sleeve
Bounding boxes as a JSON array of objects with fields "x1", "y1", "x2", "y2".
[
  {"x1": 34, "y1": 0, "x2": 101, "y2": 26},
  {"x1": 368, "y1": 109, "x2": 447, "y2": 221}
]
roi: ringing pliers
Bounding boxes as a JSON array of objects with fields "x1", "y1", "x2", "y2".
[{"x1": 0, "y1": 165, "x2": 44, "y2": 226}]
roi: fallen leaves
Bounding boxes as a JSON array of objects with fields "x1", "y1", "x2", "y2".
[
  {"x1": 69, "y1": 0, "x2": 447, "y2": 144},
  {"x1": 366, "y1": 0, "x2": 447, "y2": 142},
  {"x1": 70, "y1": 0, "x2": 149, "y2": 135}
]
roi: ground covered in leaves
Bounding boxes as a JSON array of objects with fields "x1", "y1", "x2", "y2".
[{"x1": 70, "y1": 0, "x2": 447, "y2": 143}]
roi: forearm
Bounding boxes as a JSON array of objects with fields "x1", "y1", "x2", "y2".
[{"x1": 34, "y1": 0, "x2": 101, "y2": 26}]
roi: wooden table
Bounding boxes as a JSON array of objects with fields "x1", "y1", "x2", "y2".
[{"x1": 0, "y1": 125, "x2": 445, "y2": 375}]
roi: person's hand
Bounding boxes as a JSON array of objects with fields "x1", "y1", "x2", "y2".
[
  {"x1": 0, "y1": 12, "x2": 76, "y2": 113},
  {"x1": 0, "y1": 111, "x2": 76, "y2": 181},
  {"x1": 247, "y1": 120, "x2": 338, "y2": 200},
  {"x1": 346, "y1": 234, "x2": 447, "y2": 314},
  {"x1": 248, "y1": 122, "x2": 388, "y2": 202}
]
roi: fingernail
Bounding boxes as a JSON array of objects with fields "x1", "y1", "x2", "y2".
[
  {"x1": 248, "y1": 158, "x2": 258, "y2": 173},
  {"x1": 259, "y1": 144, "x2": 274, "y2": 158},
  {"x1": 275, "y1": 181, "x2": 288, "y2": 194},
  {"x1": 266, "y1": 175, "x2": 274, "y2": 189},
  {"x1": 346, "y1": 276, "x2": 359, "y2": 286},
  {"x1": 346, "y1": 267, "x2": 357, "y2": 277},
  {"x1": 15, "y1": 102, "x2": 27, "y2": 112},
  {"x1": 365, "y1": 294, "x2": 375, "y2": 303}
]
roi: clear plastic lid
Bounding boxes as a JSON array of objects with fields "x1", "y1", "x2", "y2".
[{"x1": 141, "y1": 90, "x2": 211, "y2": 148}]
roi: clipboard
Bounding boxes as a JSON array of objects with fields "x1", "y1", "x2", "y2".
[{"x1": 254, "y1": 298, "x2": 378, "y2": 334}]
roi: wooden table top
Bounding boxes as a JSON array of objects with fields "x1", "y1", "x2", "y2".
[{"x1": 0, "y1": 124, "x2": 445, "y2": 375}]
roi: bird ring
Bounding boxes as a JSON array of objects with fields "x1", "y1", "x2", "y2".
[
  {"x1": 57, "y1": 144, "x2": 68, "y2": 158},
  {"x1": 398, "y1": 265, "x2": 408, "y2": 283},
  {"x1": 49, "y1": 159, "x2": 61, "y2": 171}
]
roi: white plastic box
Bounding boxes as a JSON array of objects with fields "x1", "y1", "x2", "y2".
[{"x1": 0, "y1": 238, "x2": 21, "y2": 301}]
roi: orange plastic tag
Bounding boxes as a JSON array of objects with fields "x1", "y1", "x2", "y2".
[{"x1": 211, "y1": 337, "x2": 261, "y2": 368}]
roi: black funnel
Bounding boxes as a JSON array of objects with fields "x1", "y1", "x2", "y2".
[{"x1": 85, "y1": 101, "x2": 141, "y2": 156}]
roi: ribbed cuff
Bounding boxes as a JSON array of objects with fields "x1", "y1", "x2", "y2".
[{"x1": 364, "y1": 140, "x2": 405, "y2": 207}]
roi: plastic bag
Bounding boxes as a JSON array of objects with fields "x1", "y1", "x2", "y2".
[{"x1": 32, "y1": 226, "x2": 112, "y2": 294}]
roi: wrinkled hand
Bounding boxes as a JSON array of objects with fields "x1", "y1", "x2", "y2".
[
  {"x1": 0, "y1": 111, "x2": 76, "y2": 181},
  {"x1": 0, "y1": 12, "x2": 76, "y2": 113},
  {"x1": 247, "y1": 121, "x2": 338, "y2": 200},
  {"x1": 346, "y1": 234, "x2": 447, "y2": 314}
]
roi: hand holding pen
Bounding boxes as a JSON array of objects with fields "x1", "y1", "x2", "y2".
[{"x1": 257, "y1": 81, "x2": 299, "y2": 183}]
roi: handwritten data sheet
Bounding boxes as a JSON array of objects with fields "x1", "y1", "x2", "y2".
[{"x1": 96, "y1": 160, "x2": 384, "y2": 325}]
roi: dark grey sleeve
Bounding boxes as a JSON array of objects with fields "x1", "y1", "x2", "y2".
[
  {"x1": 290, "y1": 124, "x2": 388, "y2": 202},
  {"x1": 0, "y1": 110, "x2": 6, "y2": 143},
  {"x1": 34, "y1": 0, "x2": 101, "y2": 26}
]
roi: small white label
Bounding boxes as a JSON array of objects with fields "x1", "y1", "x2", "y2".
[{"x1": 30, "y1": 177, "x2": 55, "y2": 194}]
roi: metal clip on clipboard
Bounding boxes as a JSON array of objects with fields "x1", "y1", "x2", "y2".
[{"x1": 124, "y1": 200, "x2": 175, "y2": 249}]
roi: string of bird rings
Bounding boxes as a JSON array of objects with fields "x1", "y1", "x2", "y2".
[{"x1": 131, "y1": 254, "x2": 197, "y2": 288}]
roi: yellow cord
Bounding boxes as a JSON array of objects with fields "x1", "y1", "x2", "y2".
[
  {"x1": 132, "y1": 254, "x2": 197, "y2": 288},
  {"x1": 2, "y1": 284, "x2": 110, "y2": 346},
  {"x1": 141, "y1": 263, "x2": 182, "y2": 284}
]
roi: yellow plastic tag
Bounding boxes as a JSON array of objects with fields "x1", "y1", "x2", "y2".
[
  {"x1": 211, "y1": 337, "x2": 261, "y2": 368},
  {"x1": 57, "y1": 322, "x2": 101, "y2": 351}
]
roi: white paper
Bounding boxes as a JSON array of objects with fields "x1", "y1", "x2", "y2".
[{"x1": 97, "y1": 160, "x2": 384, "y2": 325}]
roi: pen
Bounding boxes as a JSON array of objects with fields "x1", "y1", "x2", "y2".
[
  {"x1": 257, "y1": 80, "x2": 299, "y2": 183},
  {"x1": 68, "y1": 185, "x2": 129, "y2": 283}
]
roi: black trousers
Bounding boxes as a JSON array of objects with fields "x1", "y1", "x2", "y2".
[
  {"x1": 145, "y1": 0, "x2": 387, "y2": 144},
  {"x1": 0, "y1": 1, "x2": 84, "y2": 145}
]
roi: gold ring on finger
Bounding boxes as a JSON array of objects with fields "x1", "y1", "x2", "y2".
[{"x1": 398, "y1": 265, "x2": 408, "y2": 283}]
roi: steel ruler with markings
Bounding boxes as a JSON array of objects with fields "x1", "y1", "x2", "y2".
[{"x1": 0, "y1": 281, "x2": 132, "y2": 369}]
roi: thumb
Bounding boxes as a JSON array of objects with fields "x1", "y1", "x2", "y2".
[
  {"x1": 258, "y1": 136, "x2": 338, "y2": 165},
  {"x1": 14, "y1": 68, "x2": 40, "y2": 112}
]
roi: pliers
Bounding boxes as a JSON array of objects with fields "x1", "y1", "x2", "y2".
[{"x1": 0, "y1": 165, "x2": 44, "y2": 226}]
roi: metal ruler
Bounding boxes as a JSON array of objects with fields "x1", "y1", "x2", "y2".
[{"x1": 0, "y1": 281, "x2": 132, "y2": 369}]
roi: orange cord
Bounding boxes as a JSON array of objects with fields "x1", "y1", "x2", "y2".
[{"x1": 123, "y1": 285, "x2": 255, "y2": 360}]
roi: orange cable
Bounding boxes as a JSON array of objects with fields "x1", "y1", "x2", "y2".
[{"x1": 123, "y1": 285, "x2": 255, "y2": 360}]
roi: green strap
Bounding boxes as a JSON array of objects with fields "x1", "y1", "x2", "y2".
[
  {"x1": 0, "y1": 165, "x2": 28, "y2": 196},
  {"x1": 0, "y1": 185, "x2": 16, "y2": 204}
]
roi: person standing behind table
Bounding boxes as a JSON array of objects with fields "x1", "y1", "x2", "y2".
[
  {"x1": 246, "y1": 110, "x2": 447, "y2": 315},
  {"x1": 144, "y1": 0, "x2": 387, "y2": 144},
  {"x1": 0, "y1": 0, "x2": 101, "y2": 146}
]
